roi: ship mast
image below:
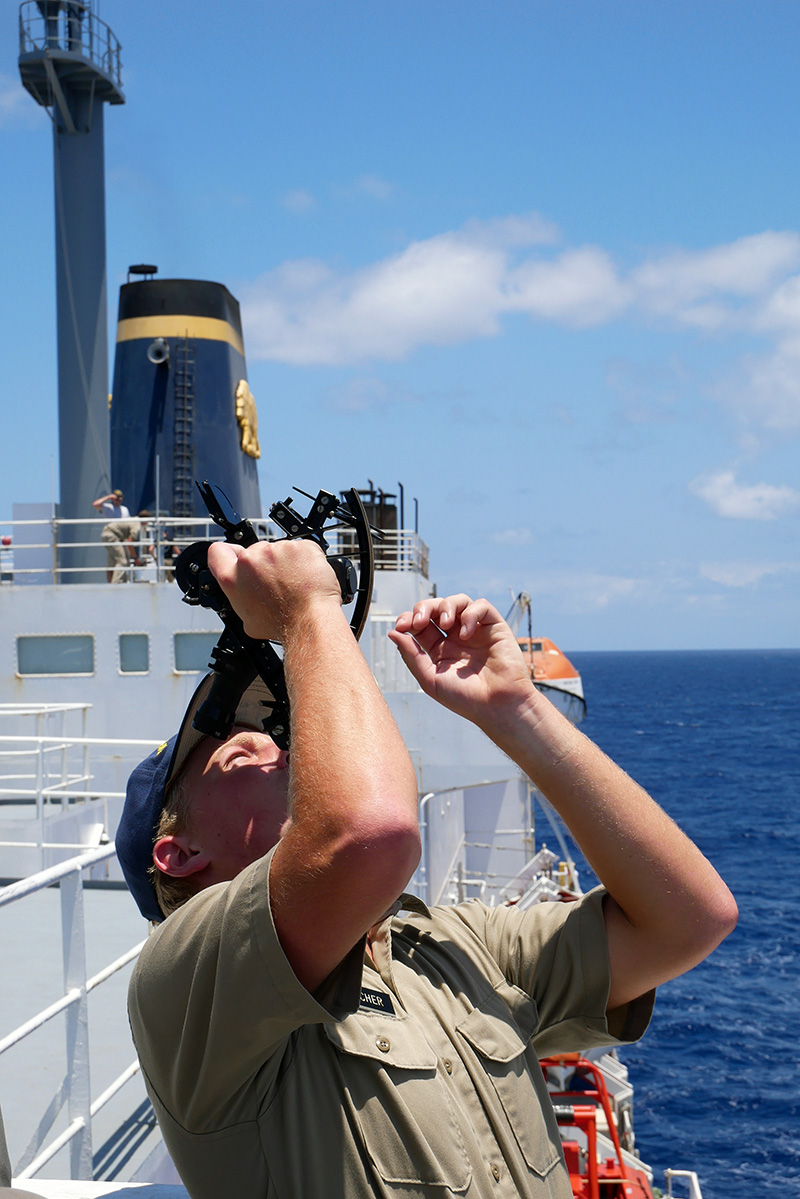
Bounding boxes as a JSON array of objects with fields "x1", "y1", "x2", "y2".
[{"x1": 18, "y1": 0, "x2": 124, "y2": 579}]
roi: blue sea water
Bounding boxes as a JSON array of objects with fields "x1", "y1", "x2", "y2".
[{"x1": 568, "y1": 649, "x2": 800, "y2": 1199}]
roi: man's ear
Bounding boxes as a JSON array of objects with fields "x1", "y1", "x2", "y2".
[{"x1": 153, "y1": 835, "x2": 211, "y2": 879}]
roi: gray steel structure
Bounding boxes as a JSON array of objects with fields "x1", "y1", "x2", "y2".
[{"x1": 18, "y1": 1, "x2": 124, "y2": 579}]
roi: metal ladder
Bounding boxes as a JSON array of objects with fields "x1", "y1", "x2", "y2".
[{"x1": 172, "y1": 338, "x2": 196, "y2": 519}]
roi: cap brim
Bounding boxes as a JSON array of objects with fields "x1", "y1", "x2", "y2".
[{"x1": 164, "y1": 671, "x2": 278, "y2": 790}]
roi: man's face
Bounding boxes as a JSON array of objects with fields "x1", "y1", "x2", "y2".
[{"x1": 180, "y1": 726, "x2": 291, "y2": 882}]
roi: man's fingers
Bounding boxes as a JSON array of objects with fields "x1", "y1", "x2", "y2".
[
  {"x1": 207, "y1": 540, "x2": 244, "y2": 563},
  {"x1": 207, "y1": 539, "x2": 244, "y2": 584},
  {"x1": 388, "y1": 629, "x2": 435, "y2": 686},
  {"x1": 395, "y1": 594, "x2": 474, "y2": 635},
  {"x1": 455, "y1": 598, "x2": 503, "y2": 640},
  {"x1": 397, "y1": 595, "x2": 505, "y2": 644}
]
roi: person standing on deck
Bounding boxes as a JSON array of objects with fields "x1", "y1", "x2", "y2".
[
  {"x1": 118, "y1": 538, "x2": 737, "y2": 1199},
  {"x1": 93, "y1": 489, "x2": 130, "y2": 520},
  {"x1": 93, "y1": 489, "x2": 137, "y2": 582}
]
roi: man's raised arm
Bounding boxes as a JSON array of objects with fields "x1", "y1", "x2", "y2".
[
  {"x1": 208, "y1": 538, "x2": 420, "y2": 993},
  {"x1": 390, "y1": 595, "x2": 738, "y2": 1011}
]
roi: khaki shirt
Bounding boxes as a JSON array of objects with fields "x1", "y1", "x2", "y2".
[
  {"x1": 128, "y1": 847, "x2": 653, "y2": 1199},
  {"x1": 102, "y1": 519, "x2": 141, "y2": 542}
]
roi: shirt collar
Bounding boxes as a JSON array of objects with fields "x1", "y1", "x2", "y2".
[{"x1": 366, "y1": 892, "x2": 431, "y2": 987}]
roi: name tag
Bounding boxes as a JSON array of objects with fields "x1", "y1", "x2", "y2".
[{"x1": 359, "y1": 987, "x2": 395, "y2": 1015}]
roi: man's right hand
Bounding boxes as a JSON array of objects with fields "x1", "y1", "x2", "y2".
[{"x1": 208, "y1": 538, "x2": 343, "y2": 644}]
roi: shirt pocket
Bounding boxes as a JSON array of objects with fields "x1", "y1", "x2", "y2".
[
  {"x1": 324, "y1": 1011, "x2": 472, "y2": 1190},
  {"x1": 457, "y1": 985, "x2": 562, "y2": 1179}
]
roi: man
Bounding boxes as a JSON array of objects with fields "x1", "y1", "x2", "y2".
[
  {"x1": 93, "y1": 489, "x2": 130, "y2": 520},
  {"x1": 93, "y1": 490, "x2": 138, "y2": 582},
  {"x1": 118, "y1": 538, "x2": 736, "y2": 1199}
]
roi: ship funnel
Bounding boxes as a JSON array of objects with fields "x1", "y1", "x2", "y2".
[
  {"x1": 111, "y1": 276, "x2": 262, "y2": 520},
  {"x1": 147, "y1": 338, "x2": 170, "y2": 366}
]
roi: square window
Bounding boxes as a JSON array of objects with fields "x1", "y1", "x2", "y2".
[
  {"x1": 174, "y1": 631, "x2": 219, "y2": 672},
  {"x1": 17, "y1": 634, "x2": 94, "y2": 676},
  {"x1": 119, "y1": 633, "x2": 149, "y2": 673}
]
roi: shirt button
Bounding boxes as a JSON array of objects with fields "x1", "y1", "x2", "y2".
[
  {"x1": 376, "y1": 1037, "x2": 391, "y2": 1053},
  {"x1": 443, "y1": 1058, "x2": 453, "y2": 1074},
  {"x1": 491, "y1": 1164, "x2": 501, "y2": 1181}
]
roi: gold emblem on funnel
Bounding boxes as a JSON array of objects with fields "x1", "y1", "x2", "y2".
[{"x1": 235, "y1": 380, "x2": 261, "y2": 459}]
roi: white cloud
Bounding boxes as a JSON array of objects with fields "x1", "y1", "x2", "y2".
[
  {"x1": 239, "y1": 211, "x2": 800, "y2": 440},
  {"x1": 438, "y1": 567, "x2": 642, "y2": 615},
  {"x1": 460, "y1": 212, "x2": 561, "y2": 249},
  {"x1": 491, "y1": 528, "x2": 535, "y2": 545},
  {"x1": 0, "y1": 73, "x2": 43, "y2": 128},
  {"x1": 324, "y1": 376, "x2": 420, "y2": 413},
  {"x1": 241, "y1": 214, "x2": 612, "y2": 364},
  {"x1": 506, "y1": 246, "x2": 628, "y2": 326},
  {"x1": 753, "y1": 273, "x2": 800, "y2": 333},
  {"x1": 241, "y1": 225, "x2": 511, "y2": 364},
  {"x1": 699, "y1": 561, "x2": 798, "y2": 588},
  {"x1": 632, "y1": 232, "x2": 800, "y2": 326},
  {"x1": 527, "y1": 570, "x2": 640, "y2": 611},
  {"x1": 351, "y1": 175, "x2": 394, "y2": 201},
  {"x1": 689, "y1": 469, "x2": 800, "y2": 520},
  {"x1": 721, "y1": 336, "x2": 800, "y2": 435},
  {"x1": 282, "y1": 189, "x2": 316, "y2": 213}
]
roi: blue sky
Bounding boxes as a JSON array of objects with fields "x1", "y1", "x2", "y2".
[{"x1": 2, "y1": 0, "x2": 799, "y2": 650}]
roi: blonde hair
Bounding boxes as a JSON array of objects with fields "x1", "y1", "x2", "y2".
[{"x1": 148, "y1": 768, "x2": 198, "y2": 918}]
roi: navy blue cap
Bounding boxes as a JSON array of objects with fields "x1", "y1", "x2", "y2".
[
  {"x1": 117, "y1": 734, "x2": 179, "y2": 922},
  {"x1": 117, "y1": 672, "x2": 277, "y2": 922}
]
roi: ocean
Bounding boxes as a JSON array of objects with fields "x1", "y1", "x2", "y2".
[{"x1": 569, "y1": 648, "x2": 800, "y2": 1199}]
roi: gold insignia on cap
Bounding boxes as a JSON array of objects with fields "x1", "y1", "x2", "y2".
[
  {"x1": 156, "y1": 741, "x2": 169, "y2": 756},
  {"x1": 235, "y1": 380, "x2": 261, "y2": 460}
]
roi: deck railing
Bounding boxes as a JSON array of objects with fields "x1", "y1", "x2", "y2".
[
  {"x1": 664, "y1": 1169, "x2": 705, "y2": 1199},
  {"x1": 0, "y1": 515, "x2": 429, "y2": 585},
  {"x1": 19, "y1": 0, "x2": 123, "y2": 90},
  {"x1": 0, "y1": 705, "x2": 160, "y2": 878},
  {"x1": 412, "y1": 777, "x2": 536, "y2": 907},
  {"x1": 0, "y1": 703, "x2": 92, "y2": 809},
  {"x1": 0, "y1": 847, "x2": 145, "y2": 1181}
]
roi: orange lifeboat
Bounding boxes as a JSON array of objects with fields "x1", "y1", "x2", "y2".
[
  {"x1": 506, "y1": 592, "x2": 586, "y2": 724},
  {"x1": 518, "y1": 635, "x2": 586, "y2": 724}
]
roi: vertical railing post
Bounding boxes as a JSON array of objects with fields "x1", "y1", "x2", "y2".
[
  {"x1": 60, "y1": 868, "x2": 92, "y2": 1179},
  {"x1": 81, "y1": 705, "x2": 90, "y2": 802},
  {"x1": 35, "y1": 712, "x2": 45, "y2": 867},
  {"x1": 60, "y1": 706, "x2": 69, "y2": 811}
]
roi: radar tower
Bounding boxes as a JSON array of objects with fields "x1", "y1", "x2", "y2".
[{"x1": 18, "y1": 0, "x2": 124, "y2": 578}]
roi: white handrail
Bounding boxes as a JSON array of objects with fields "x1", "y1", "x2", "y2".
[
  {"x1": 0, "y1": 846, "x2": 147, "y2": 1180},
  {"x1": 0, "y1": 513, "x2": 429, "y2": 583},
  {"x1": 664, "y1": 1169, "x2": 705, "y2": 1199},
  {"x1": 0, "y1": 845, "x2": 113, "y2": 905}
]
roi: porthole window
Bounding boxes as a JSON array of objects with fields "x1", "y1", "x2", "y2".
[
  {"x1": 17, "y1": 634, "x2": 94, "y2": 676},
  {"x1": 119, "y1": 633, "x2": 149, "y2": 674},
  {"x1": 173, "y1": 631, "x2": 219, "y2": 673}
]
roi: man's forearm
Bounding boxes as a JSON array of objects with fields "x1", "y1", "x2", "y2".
[
  {"x1": 484, "y1": 687, "x2": 737, "y2": 1005},
  {"x1": 270, "y1": 598, "x2": 420, "y2": 991},
  {"x1": 283, "y1": 599, "x2": 419, "y2": 840}
]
